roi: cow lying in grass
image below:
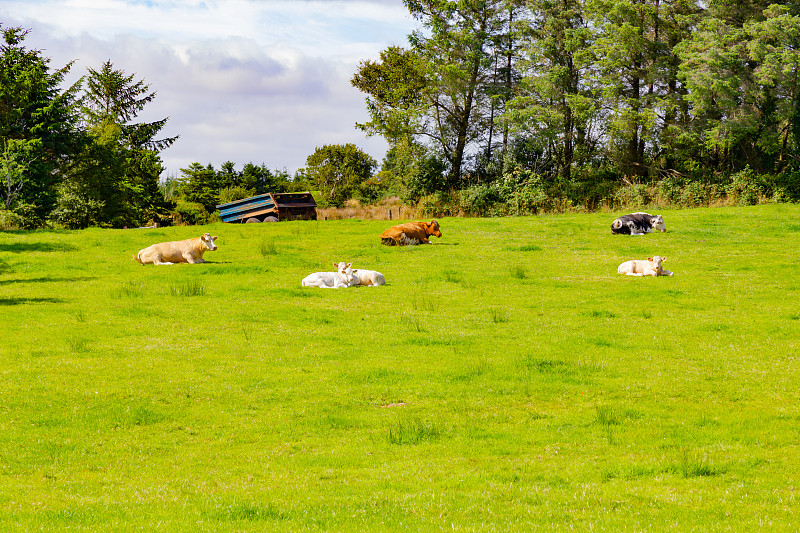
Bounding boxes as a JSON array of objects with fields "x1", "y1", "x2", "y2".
[
  {"x1": 135, "y1": 233, "x2": 218, "y2": 265},
  {"x1": 302, "y1": 262, "x2": 356, "y2": 288},
  {"x1": 617, "y1": 256, "x2": 674, "y2": 277},
  {"x1": 611, "y1": 212, "x2": 667, "y2": 235},
  {"x1": 380, "y1": 220, "x2": 442, "y2": 246},
  {"x1": 352, "y1": 268, "x2": 386, "y2": 286}
]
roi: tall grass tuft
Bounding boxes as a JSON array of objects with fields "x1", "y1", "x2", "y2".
[
  {"x1": 442, "y1": 269, "x2": 462, "y2": 283},
  {"x1": 491, "y1": 308, "x2": 510, "y2": 323},
  {"x1": 668, "y1": 449, "x2": 725, "y2": 478},
  {"x1": 510, "y1": 265, "x2": 528, "y2": 279},
  {"x1": 596, "y1": 405, "x2": 620, "y2": 426},
  {"x1": 387, "y1": 418, "x2": 442, "y2": 445},
  {"x1": 597, "y1": 405, "x2": 619, "y2": 444},
  {"x1": 402, "y1": 312, "x2": 426, "y2": 332},
  {"x1": 207, "y1": 501, "x2": 288, "y2": 521},
  {"x1": 259, "y1": 238, "x2": 278, "y2": 257},
  {"x1": 115, "y1": 281, "x2": 144, "y2": 298},
  {"x1": 170, "y1": 279, "x2": 206, "y2": 297},
  {"x1": 68, "y1": 337, "x2": 90, "y2": 354}
]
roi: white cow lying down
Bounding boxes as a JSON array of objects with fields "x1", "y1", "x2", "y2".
[
  {"x1": 618, "y1": 256, "x2": 674, "y2": 277},
  {"x1": 302, "y1": 262, "x2": 356, "y2": 288},
  {"x1": 135, "y1": 233, "x2": 218, "y2": 265},
  {"x1": 352, "y1": 268, "x2": 386, "y2": 286}
]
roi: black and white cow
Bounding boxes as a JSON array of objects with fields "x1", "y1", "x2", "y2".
[{"x1": 611, "y1": 212, "x2": 667, "y2": 235}]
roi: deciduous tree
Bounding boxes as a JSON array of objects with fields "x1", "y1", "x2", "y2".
[{"x1": 302, "y1": 144, "x2": 376, "y2": 207}]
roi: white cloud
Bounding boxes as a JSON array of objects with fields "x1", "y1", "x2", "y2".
[{"x1": 0, "y1": 0, "x2": 415, "y2": 176}]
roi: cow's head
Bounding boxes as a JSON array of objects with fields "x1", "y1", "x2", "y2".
[
  {"x1": 426, "y1": 220, "x2": 442, "y2": 238},
  {"x1": 648, "y1": 256, "x2": 665, "y2": 273},
  {"x1": 334, "y1": 261, "x2": 352, "y2": 274},
  {"x1": 651, "y1": 215, "x2": 667, "y2": 232},
  {"x1": 336, "y1": 263, "x2": 356, "y2": 286},
  {"x1": 201, "y1": 233, "x2": 218, "y2": 251}
]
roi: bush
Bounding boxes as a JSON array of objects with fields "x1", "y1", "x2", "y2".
[
  {"x1": 49, "y1": 183, "x2": 105, "y2": 229},
  {"x1": 613, "y1": 182, "x2": 651, "y2": 209},
  {"x1": 655, "y1": 176, "x2": 685, "y2": 205},
  {"x1": 497, "y1": 168, "x2": 550, "y2": 214},
  {"x1": 418, "y1": 191, "x2": 459, "y2": 218},
  {"x1": 402, "y1": 154, "x2": 449, "y2": 204},
  {"x1": 773, "y1": 170, "x2": 800, "y2": 201},
  {"x1": 172, "y1": 201, "x2": 211, "y2": 226},
  {"x1": 0, "y1": 209, "x2": 26, "y2": 230},
  {"x1": 727, "y1": 168, "x2": 765, "y2": 206},
  {"x1": 358, "y1": 171, "x2": 399, "y2": 204},
  {"x1": 460, "y1": 184, "x2": 503, "y2": 216},
  {"x1": 218, "y1": 186, "x2": 255, "y2": 205}
]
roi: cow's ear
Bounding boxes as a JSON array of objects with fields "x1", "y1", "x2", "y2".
[
  {"x1": 648, "y1": 257, "x2": 653, "y2": 261},
  {"x1": 346, "y1": 262, "x2": 352, "y2": 268},
  {"x1": 212, "y1": 236, "x2": 218, "y2": 241},
  {"x1": 662, "y1": 257, "x2": 667, "y2": 261},
  {"x1": 333, "y1": 262, "x2": 338, "y2": 268}
]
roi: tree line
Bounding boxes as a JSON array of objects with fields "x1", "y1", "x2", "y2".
[
  {"x1": 4, "y1": 1, "x2": 800, "y2": 230},
  {"x1": 0, "y1": 23, "x2": 384, "y2": 228},
  {"x1": 351, "y1": 0, "x2": 800, "y2": 213}
]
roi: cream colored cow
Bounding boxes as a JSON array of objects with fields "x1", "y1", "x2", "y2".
[
  {"x1": 617, "y1": 256, "x2": 674, "y2": 277},
  {"x1": 302, "y1": 262, "x2": 356, "y2": 288},
  {"x1": 352, "y1": 269, "x2": 386, "y2": 286},
  {"x1": 135, "y1": 233, "x2": 218, "y2": 265}
]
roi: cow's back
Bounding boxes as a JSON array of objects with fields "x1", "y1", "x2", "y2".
[
  {"x1": 138, "y1": 237, "x2": 200, "y2": 264},
  {"x1": 381, "y1": 222, "x2": 429, "y2": 245},
  {"x1": 380, "y1": 222, "x2": 424, "y2": 238}
]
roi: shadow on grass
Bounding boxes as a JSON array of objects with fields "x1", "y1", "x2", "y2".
[
  {"x1": 0, "y1": 276, "x2": 96, "y2": 286},
  {"x1": 0, "y1": 242, "x2": 78, "y2": 253},
  {"x1": 0, "y1": 297, "x2": 66, "y2": 305}
]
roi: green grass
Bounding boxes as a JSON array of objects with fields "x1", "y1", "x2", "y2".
[{"x1": 1, "y1": 204, "x2": 799, "y2": 531}]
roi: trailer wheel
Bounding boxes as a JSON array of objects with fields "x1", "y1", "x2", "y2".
[
  {"x1": 245, "y1": 217, "x2": 261, "y2": 223},
  {"x1": 264, "y1": 216, "x2": 279, "y2": 223}
]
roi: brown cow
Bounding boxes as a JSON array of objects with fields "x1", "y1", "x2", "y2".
[
  {"x1": 135, "y1": 233, "x2": 218, "y2": 265},
  {"x1": 380, "y1": 220, "x2": 442, "y2": 246}
]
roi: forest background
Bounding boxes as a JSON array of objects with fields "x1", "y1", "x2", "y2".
[{"x1": 2, "y1": 0, "x2": 800, "y2": 229}]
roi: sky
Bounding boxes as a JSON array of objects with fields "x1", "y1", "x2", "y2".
[{"x1": 0, "y1": 0, "x2": 417, "y2": 178}]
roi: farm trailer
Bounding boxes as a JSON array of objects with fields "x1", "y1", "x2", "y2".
[{"x1": 216, "y1": 192, "x2": 317, "y2": 223}]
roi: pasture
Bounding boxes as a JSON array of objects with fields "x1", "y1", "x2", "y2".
[{"x1": 1, "y1": 204, "x2": 799, "y2": 531}]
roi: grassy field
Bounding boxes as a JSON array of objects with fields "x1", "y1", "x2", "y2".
[{"x1": 1, "y1": 204, "x2": 799, "y2": 531}]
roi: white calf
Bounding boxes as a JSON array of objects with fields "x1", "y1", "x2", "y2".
[
  {"x1": 352, "y1": 269, "x2": 386, "y2": 286},
  {"x1": 301, "y1": 262, "x2": 356, "y2": 288},
  {"x1": 617, "y1": 256, "x2": 674, "y2": 277}
]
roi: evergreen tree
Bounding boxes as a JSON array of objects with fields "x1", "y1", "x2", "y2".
[
  {"x1": 0, "y1": 25, "x2": 79, "y2": 223},
  {"x1": 55, "y1": 60, "x2": 176, "y2": 227}
]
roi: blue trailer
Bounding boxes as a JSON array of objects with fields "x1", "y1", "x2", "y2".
[{"x1": 216, "y1": 192, "x2": 317, "y2": 223}]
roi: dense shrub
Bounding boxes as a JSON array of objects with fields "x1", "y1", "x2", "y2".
[
  {"x1": 498, "y1": 169, "x2": 551, "y2": 215},
  {"x1": 358, "y1": 171, "x2": 399, "y2": 204},
  {"x1": 0, "y1": 208, "x2": 26, "y2": 230},
  {"x1": 460, "y1": 183, "x2": 503, "y2": 216},
  {"x1": 217, "y1": 186, "x2": 255, "y2": 205},
  {"x1": 49, "y1": 183, "x2": 105, "y2": 229},
  {"x1": 613, "y1": 181, "x2": 651, "y2": 209},
  {"x1": 172, "y1": 201, "x2": 211, "y2": 226},
  {"x1": 401, "y1": 154, "x2": 449, "y2": 204},
  {"x1": 773, "y1": 170, "x2": 800, "y2": 201},
  {"x1": 726, "y1": 168, "x2": 765, "y2": 206}
]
